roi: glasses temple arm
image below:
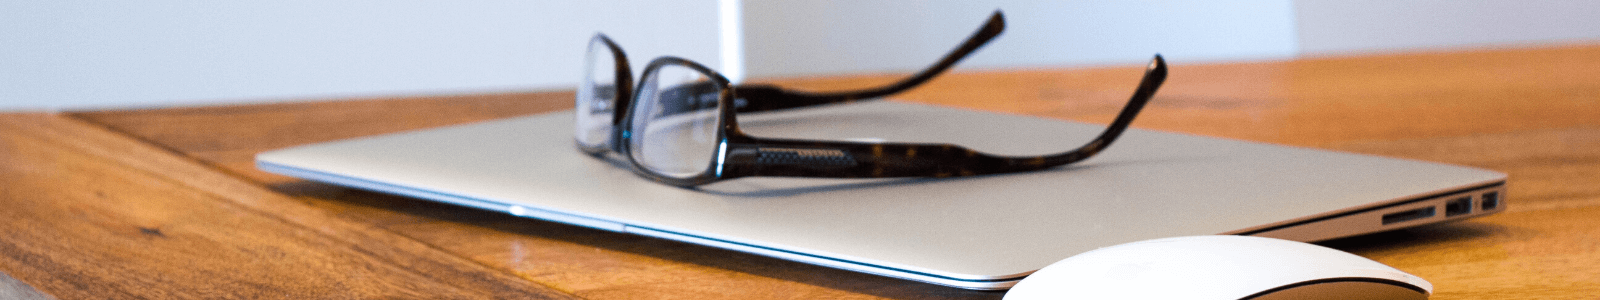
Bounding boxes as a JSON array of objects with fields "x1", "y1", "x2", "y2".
[
  {"x1": 1036, "y1": 54, "x2": 1167, "y2": 166},
  {"x1": 731, "y1": 11, "x2": 1007, "y2": 113},
  {"x1": 718, "y1": 55, "x2": 1166, "y2": 179}
]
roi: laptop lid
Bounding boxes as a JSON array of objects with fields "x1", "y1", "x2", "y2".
[{"x1": 256, "y1": 101, "x2": 1505, "y2": 290}]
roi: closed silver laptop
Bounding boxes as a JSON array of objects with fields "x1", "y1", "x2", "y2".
[{"x1": 257, "y1": 101, "x2": 1505, "y2": 290}]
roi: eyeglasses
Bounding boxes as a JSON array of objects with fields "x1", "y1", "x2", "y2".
[{"x1": 576, "y1": 11, "x2": 1168, "y2": 187}]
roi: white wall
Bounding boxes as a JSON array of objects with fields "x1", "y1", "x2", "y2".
[
  {"x1": 4, "y1": 1, "x2": 1599, "y2": 110},
  {"x1": 1296, "y1": 0, "x2": 1600, "y2": 55},
  {"x1": 0, "y1": 1, "x2": 724, "y2": 110},
  {"x1": 742, "y1": 1, "x2": 1298, "y2": 78}
]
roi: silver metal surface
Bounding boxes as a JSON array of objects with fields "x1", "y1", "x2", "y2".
[{"x1": 257, "y1": 101, "x2": 1506, "y2": 290}]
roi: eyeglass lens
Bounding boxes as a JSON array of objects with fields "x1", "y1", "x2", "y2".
[
  {"x1": 576, "y1": 38, "x2": 619, "y2": 149},
  {"x1": 628, "y1": 64, "x2": 723, "y2": 179}
]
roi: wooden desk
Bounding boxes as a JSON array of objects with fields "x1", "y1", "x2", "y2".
[{"x1": 3, "y1": 45, "x2": 1598, "y2": 299}]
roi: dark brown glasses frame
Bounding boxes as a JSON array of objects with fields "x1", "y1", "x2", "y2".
[
  {"x1": 584, "y1": 11, "x2": 1169, "y2": 187},
  {"x1": 581, "y1": 11, "x2": 1007, "y2": 156}
]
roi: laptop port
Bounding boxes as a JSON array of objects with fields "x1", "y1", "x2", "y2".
[
  {"x1": 1382, "y1": 207, "x2": 1436, "y2": 225},
  {"x1": 1445, "y1": 196, "x2": 1472, "y2": 217},
  {"x1": 1481, "y1": 191, "x2": 1501, "y2": 210}
]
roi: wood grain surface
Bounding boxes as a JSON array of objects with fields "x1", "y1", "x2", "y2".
[
  {"x1": 0, "y1": 115, "x2": 576, "y2": 298},
  {"x1": 0, "y1": 44, "x2": 1594, "y2": 299}
]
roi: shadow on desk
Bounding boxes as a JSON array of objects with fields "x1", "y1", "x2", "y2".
[{"x1": 1318, "y1": 221, "x2": 1510, "y2": 253}]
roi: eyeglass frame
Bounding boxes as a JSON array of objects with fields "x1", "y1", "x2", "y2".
[
  {"x1": 579, "y1": 12, "x2": 1008, "y2": 155},
  {"x1": 578, "y1": 11, "x2": 1169, "y2": 187}
]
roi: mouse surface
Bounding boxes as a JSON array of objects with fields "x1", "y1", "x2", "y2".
[{"x1": 1004, "y1": 235, "x2": 1431, "y2": 300}]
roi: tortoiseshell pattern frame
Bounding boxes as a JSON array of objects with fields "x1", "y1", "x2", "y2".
[
  {"x1": 719, "y1": 56, "x2": 1166, "y2": 180},
  {"x1": 578, "y1": 11, "x2": 1006, "y2": 156},
  {"x1": 582, "y1": 11, "x2": 1170, "y2": 187}
]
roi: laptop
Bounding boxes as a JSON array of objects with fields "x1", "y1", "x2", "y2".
[{"x1": 256, "y1": 101, "x2": 1506, "y2": 290}]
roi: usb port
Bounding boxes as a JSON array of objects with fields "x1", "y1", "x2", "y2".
[
  {"x1": 1446, "y1": 196, "x2": 1472, "y2": 217},
  {"x1": 1481, "y1": 191, "x2": 1501, "y2": 210},
  {"x1": 1382, "y1": 207, "x2": 1436, "y2": 225}
]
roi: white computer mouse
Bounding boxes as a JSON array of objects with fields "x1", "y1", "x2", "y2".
[{"x1": 1004, "y1": 235, "x2": 1432, "y2": 300}]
